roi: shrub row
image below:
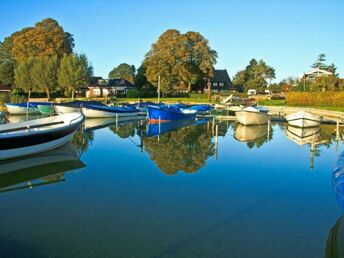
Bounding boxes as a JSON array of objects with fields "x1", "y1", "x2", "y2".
[{"x1": 285, "y1": 92, "x2": 344, "y2": 107}]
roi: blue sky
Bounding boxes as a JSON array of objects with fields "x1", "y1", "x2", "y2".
[{"x1": 0, "y1": 0, "x2": 343, "y2": 81}]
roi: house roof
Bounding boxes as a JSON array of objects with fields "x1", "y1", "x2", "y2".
[
  {"x1": 211, "y1": 70, "x2": 232, "y2": 84},
  {"x1": 89, "y1": 77, "x2": 135, "y2": 88},
  {"x1": 304, "y1": 68, "x2": 333, "y2": 76}
]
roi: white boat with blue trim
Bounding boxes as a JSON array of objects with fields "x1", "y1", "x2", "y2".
[{"x1": 0, "y1": 112, "x2": 84, "y2": 161}]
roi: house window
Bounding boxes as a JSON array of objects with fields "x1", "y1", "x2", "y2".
[
  {"x1": 213, "y1": 82, "x2": 218, "y2": 86},
  {"x1": 219, "y1": 82, "x2": 224, "y2": 87}
]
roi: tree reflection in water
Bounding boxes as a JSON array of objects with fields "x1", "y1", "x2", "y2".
[
  {"x1": 143, "y1": 123, "x2": 215, "y2": 175},
  {"x1": 71, "y1": 128, "x2": 94, "y2": 156}
]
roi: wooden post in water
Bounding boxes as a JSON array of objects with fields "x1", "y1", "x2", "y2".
[
  {"x1": 215, "y1": 124, "x2": 219, "y2": 160},
  {"x1": 336, "y1": 120, "x2": 340, "y2": 140},
  {"x1": 212, "y1": 116, "x2": 215, "y2": 136},
  {"x1": 116, "y1": 113, "x2": 118, "y2": 131},
  {"x1": 158, "y1": 115, "x2": 161, "y2": 142},
  {"x1": 310, "y1": 133, "x2": 315, "y2": 170},
  {"x1": 267, "y1": 119, "x2": 271, "y2": 140}
]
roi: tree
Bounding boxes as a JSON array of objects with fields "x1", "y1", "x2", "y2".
[
  {"x1": 31, "y1": 55, "x2": 59, "y2": 99},
  {"x1": 309, "y1": 75, "x2": 338, "y2": 92},
  {"x1": 14, "y1": 57, "x2": 36, "y2": 97},
  {"x1": 312, "y1": 53, "x2": 327, "y2": 70},
  {"x1": 0, "y1": 37, "x2": 15, "y2": 84},
  {"x1": 232, "y1": 58, "x2": 275, "y2": 92},
  {"x1": 143, "y1": 29, "x2": 217, "y2": 93},
  {"x1": 108, "y1": 63, "x2": 135, "y2": 82},
  {"x1": 58, "y1": 54, "x2": 92, "y2": 99},
  {"x1": 174, "y1": 31, "x2": 217, "y2": 92},
  {"x1": 11, "y1": 18, "x2": 74, "y2": 62}
]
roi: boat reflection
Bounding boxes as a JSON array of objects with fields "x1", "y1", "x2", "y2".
[
  {"x1": 84, "y1": 116, "x2": 145, "y2": 132},
  {"x1": 146, "y1": 119, "x2": 197, "y2": 137},
  {"x1": 285, "y1": 125, "x2": 321, "y2": 146},
  {"x1": 143, "y1": 122, "x2": 214, "y2": 175},
  {"x1": 0, "y1": 143, "x2": 85, "y2": 193},
  {"x1": 234, "y1": 123, "x2": 272, "y2": 148}
]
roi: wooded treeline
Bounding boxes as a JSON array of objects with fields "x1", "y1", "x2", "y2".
[{"x1": 0, "y1": 18, "x2": 92, "y2": 99}]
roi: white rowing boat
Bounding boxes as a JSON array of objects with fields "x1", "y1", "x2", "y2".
[
  {"x1": 286, "y1": 111, "x2": 321, "y2": 128},
  {"x1": 235, "y1": 106, "x2": 269, "y2": 125}
]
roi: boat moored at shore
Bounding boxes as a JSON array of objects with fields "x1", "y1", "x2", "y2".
[
  {"x1": 5, "y1": 102, "x2": 51, "y2": 115},
  {"x1": 147, "y1": 105, "x2": 197, "y2": 122},
  {"x1": 0, "y1": 112, "x2": 84, "y2": 161},
  {"x1": 235, "y1": 106, "x2": 269, "y2": 125},
  {"x1": 81, "y1": 104, "x2": 138, "y2": 118}
]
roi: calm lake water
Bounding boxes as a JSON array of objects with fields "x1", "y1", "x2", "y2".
[{"x1": 1, "y1": 117, "x2": 344, "y2": 258}]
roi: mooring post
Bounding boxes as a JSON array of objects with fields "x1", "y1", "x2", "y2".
[
  {"x1": 336, "y1": 120, "x2": 340, "y2": 140},
  {"x1": 116, "y1": 113, "x2": 118, "y2": 131},
  {"x1": 267, "y1": 119, "x2": 271, "y2": 140},
  {"x1": 158, "y1": 115, "x2": 161, "y2": 134},
  {"x1": 215, "y1": 124, "x2": 219, "y2": 160}
]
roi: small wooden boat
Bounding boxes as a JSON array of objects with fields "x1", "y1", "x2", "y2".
[
  {"x1": 286, "y1": 111, "x2": 321, "y2": 128},
  {"x1": 5, "y1": 102, "x2": 51, "y2": 115},
  {"x1": 81, "y1": 104, "x2": 138, "y2": 118},
  {"x1": 0, "y1": 143, "x2": 85, "y2": 192},
  {"x1": 235, "y1": 106, "x2": 269, "y2": 125},
  {"x1": 147, "y1": 105, "x2": 197, "y2": 122},
  {"x1": 0, "y1": 112, "x2": 84, "y2": 161},
  {"x1": 54, "y1": 100, "x2": 105, "y2": 114}
]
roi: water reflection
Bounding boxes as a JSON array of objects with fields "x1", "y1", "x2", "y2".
[
  {"x1": 143, "y1": 122, "x2": 215, "y2": 175},
  {"x1": 234, "y1": 123, "x2": 273, "y2": 148},
  {"x1": 0, "y1": 143, "x2": 85, "y2": 193},
  {"x1": 72, "y1": 129, "x2": 94, "y2": 156},
  {"x1": 285, "y1": 126, "x2": 321, "y2": 146}
]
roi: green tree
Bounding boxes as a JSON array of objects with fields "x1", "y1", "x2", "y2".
[
  {"x1": 11, "y1": 18, "x2": 74, "y2": 62},
  {"x1": 14, "y1": 57, "x2": 36, "y2": 97},
  {"x1": 58, "y1": 54, "x2": 92, "y2": 99},
  {"x1": 143, "y1": 29, "x2": 217, "y2": 94},
  {"x1": 232, "y1": 58, "x2": 275, "y2": 92},
  {"x1": 108, "y1": 63, "x2": 135, "y2": 82},
  {"x1": 311, "y1": 53, "x2": 327, "y2": 70},
  {"x1": 0, "y1": 37, "x2": 15, "y2": 84},
  {"x1": 31, "y1": 55, "x2": 59, "y2": 99}
]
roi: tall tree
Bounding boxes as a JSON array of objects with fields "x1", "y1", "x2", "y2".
[
  {"x1": 108, "y1": 63, "x2": 135, "y2": 82},
  {"x1": 232, "y1": 59, "x2": 275, "y2": 92},
  {"x1": 0, "y1": 37, "x2": 15, "y2": 84},
  {"x1": 31, "y1": 56, "x2": 59, "y2": 99},
  {"x1": 143, "y1": 29, "x2": 217, "y2": 93},
  {"x1": 11, "y1": 18, "x2": 74, "y2": 62},
  {"x1": 311, "y1": 53, "x2": 327, "y2": 70},
  {"x1": 58, "y1": 54, "x2": 92, "y2": 99},
  {"x1": 174, "y1": 31, "x2": 217, "y2": 92},
  {"x1": 14, "y1": 57, "x2": 36, "y2": 97}
]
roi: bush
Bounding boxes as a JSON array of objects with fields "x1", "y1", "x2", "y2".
[
  {"x1": 285, "y1": 92, "x2": 344, "y2": 107},
  {"x1": 126, "y1": 89, "x2": 140, "y2": 98}
]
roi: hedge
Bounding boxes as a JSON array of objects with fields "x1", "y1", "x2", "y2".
[{"x1": 285, "y1": 92, "x2": 344, "y2": 107}]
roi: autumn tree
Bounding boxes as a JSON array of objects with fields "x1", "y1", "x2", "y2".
[
  {"x1": 108, "y1": 63, "x2": 135, "y2": 82},
  {"x1": 58, "y1": 54, "x2": 92, "y2": 99},
  {"x1": 31, "y1": 56, "x2": 59, "y2": 99},
  {"x1": 143, "y1": 29, "x2": 217, "y2": 93},
  {"x1": 11, "y1": 18, "x2": 74, "y2": 62}
]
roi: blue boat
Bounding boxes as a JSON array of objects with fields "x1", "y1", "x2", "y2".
[
  {"x1": 333, "y1": 151, "x2": 344, "y2": 209},
  {"x1": 5, "y1": 102, "x2": 52, "y2": 115},
  {"x1": 147, "y1": 105, "x2": 197, "y2": 122}
]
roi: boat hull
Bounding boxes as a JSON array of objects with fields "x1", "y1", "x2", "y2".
[
  {"x1": 0, "y1": 112, "x2": 84, "y2": 161},
  {"x1": 55, "y1": 105, "x2": 80, "y2": 114},
  {"x1": 82, "y1": 107, "x2": 138, "y2": 118},
  {"x1": 235, "y1": 111, "x2": 269, "y2": 125},
  {"x1": 5, "y1": 104, "x2": 40, "y2": 115},
  {"x1": 148, "y1": 106, "x2": 196, "y2": 122},
  {"x1": 286, "y1": 111, "x2": 321, "y2": 128}
]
